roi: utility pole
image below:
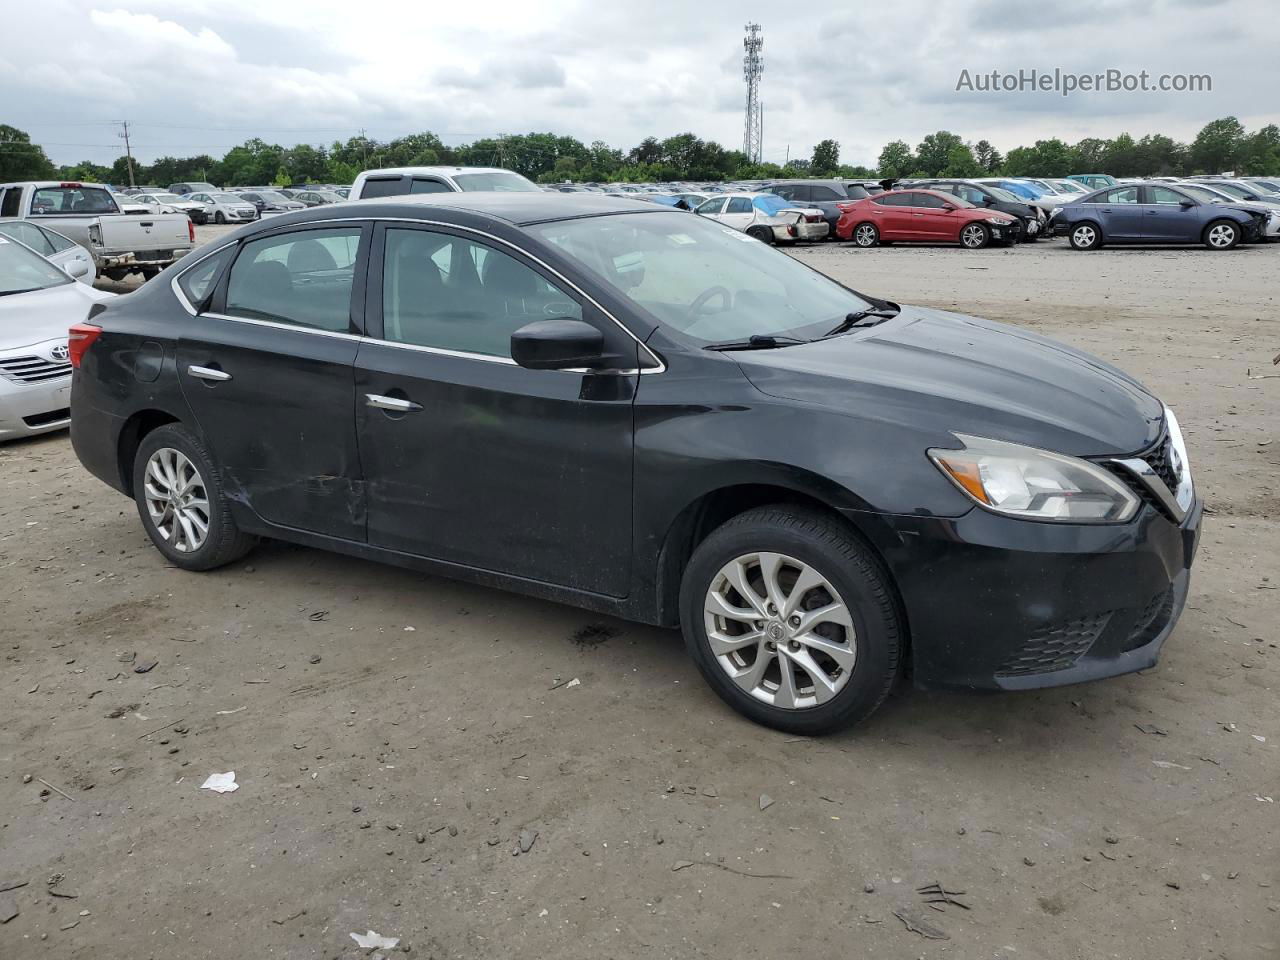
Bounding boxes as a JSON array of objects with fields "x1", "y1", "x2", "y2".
[
  {"x1": 742, "y1": 23, "x2": 764, "y2": 164},
  {"x1": 358, "y1": 128, "x2": 368, "y2": 168},
  {"x1": 116, "y1": 121, "x2": 136, "y2": 187}
]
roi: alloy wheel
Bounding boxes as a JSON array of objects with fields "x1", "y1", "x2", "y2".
[
  {"x1": 1207, "y1": 223, "x2": 1236, "y2": 248},
  {"x1": 961, "y1": 224, "x2": 986, "y2": 248},
  {"x1": 854, "y1": 224, "x2": 877, "y2": 246},
  {"x1": 703, "y1": 552, "x2": 857, "y2": 710},
  {"x1": 143, "y1": 447, "x2": 210, "y2": 553},
  {"x1": 1072, "y1": 225, "x2": 1096, "y2": 248}
]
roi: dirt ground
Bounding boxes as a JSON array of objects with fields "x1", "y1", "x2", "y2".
[{"x1": 2, "y1": 229, "x2": 1277, "y2": 960}]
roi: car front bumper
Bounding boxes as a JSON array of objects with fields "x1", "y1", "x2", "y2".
[
  {"x1": 0, "y1": 372, "x2": 73, "y2": 441},
  {"x1": 850, "y1": 496, "x2": 1203, "y2": 691}
]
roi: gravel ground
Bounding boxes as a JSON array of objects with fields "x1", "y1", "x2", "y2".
[{"x1": 2, "y1": 231, "x2": 1277, "y2": 959}]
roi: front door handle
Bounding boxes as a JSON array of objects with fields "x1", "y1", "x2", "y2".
[
  {"x1": 366, "y1": 394, "x2": 422, "y2": 413},
  {"x1": 188, "y1": 364, "x2": 231, "y2": 382}
]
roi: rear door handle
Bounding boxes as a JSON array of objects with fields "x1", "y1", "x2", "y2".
[
  {"x1": 366, "y1": 394, "x2": 422, "y2": 413},
  {"x1": 187, "y1": 364, "x2": 231, "y2": 382}
]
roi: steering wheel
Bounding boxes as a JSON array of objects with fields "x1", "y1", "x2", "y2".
[{"x1": 689, "y1": 285, "x2": 732, "y2": 317}]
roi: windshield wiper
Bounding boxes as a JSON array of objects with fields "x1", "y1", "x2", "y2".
[
  {"x1": 821, "y1": 306, "x2": 900, "y2": 338},
  {"x1": 704, "y1": 334, "x2": 808, "y2": 352},
  {"x1": 0, "y1": 287, "x2": 43, "y2": 298}
]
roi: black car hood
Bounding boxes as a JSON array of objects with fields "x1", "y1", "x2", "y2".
[{"x1": 734, "y1": 306, "x2": 1163, "y2": 457}]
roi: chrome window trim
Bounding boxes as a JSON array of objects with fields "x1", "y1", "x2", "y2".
[
  {"x1": 170, "y1": 215, "x2": 665, "y2": 373},
  {"x1": 201, "y1": 312, "x2": 365, "y2": 342}
]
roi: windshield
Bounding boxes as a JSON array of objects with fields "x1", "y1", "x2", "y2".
[
  {"x1": 155, "y1": 193, "x2": 184, "y2": 203},
  {"x1": 452, "y1": 172, "x2": 540, "y2": 192},
  {"x1": 752, "y1": 195, "x2": 790, "y2": 215},
  {"x1": 987, "y1": 187, "x2": 1022, "y2": 203},
  {"x1": 1180, "y1": 184, "x2": 1226, "y2": 202},
  {"x1": 0, "y1": 237, "x2": 72, "y2": 294},
  {"x1": 528, "y1": 211, "x2": 872, "y2": 344},
  {"x1": 1210, "y1": 183, "x2": 1251, "y2": 199},
  {"x1": 213, "y1": 193, "x2": 247, "y2": 203},
  {"x1": 1052, "y1": 180, "x2": 1088, "y2": 194}
]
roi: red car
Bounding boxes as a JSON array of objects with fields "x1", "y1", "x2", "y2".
[{"x1": 836, "y1": 189, "x2": 1020, "y2": 248}]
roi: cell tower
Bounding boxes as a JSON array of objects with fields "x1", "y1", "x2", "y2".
[{"x1": 742, "y1": 23, "x2": 763, "y2": 163}]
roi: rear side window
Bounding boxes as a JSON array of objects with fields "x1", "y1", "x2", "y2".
[
  {"x1": 726, "y1": 197, "x2": 753, "y2": 213},
  {"x1": 178, "y1": 246, "x2": 236, "y2": 307},
  {"x1": 410, "y1": 178, "x2": 452, "y2": 194},
  {"x1": 913, "y1": 193, "x2": 949, "y2": 209},
  {"x1": 359, "y1": 177, "x2": 409, "y2": 198},
  {"x1": 225, "y1": 228, "x2": 362, "y2": 332},
  {"x1": 809, "y1": 185, "x2": 842, "y2": 201},
  {"x1": 30, "y1": 186, "x2": 117, "y2": 215},
  {"x1": 1100, "y1": 187, "x2": 1139, "y2": 204},
  {"x1": 874, "y1": 193, "x2": 909, "y2": 206}
]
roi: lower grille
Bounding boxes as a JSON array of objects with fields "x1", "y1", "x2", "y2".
[
  {"x1": 996, "y1": 612, "x2": 1111, "y2": 677},
  {"x1": 0, "y1": 356, "x2": 72, "y2": 384},
  {"x1": 1125, "y1": 589, "x2": 1175, "y2": 651},
  {"x1": 22, "y1": 407, "x2": 70, "y2": 428}
]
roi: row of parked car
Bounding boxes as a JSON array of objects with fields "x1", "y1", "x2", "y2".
[{"x1": 116, "y1": 183, "x2": 352, "y2": 224}]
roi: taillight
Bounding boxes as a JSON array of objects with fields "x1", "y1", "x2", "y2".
[
  {"x1": 787, "y1": 225, "x2": 798, "y2": 237},
  {"x1": 68, "y1": 324, "x2": 101, "y2": 369},
  {"x1": 836, "y1": 202, "x2": 856, "y2": 212},
  {"x1": 188, "y1": 219, "x2": 195, "y2": 243},
  {"x1": 804, "y1": 213, "x2": 822, "y2": 223}
]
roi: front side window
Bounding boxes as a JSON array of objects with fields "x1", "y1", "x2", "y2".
[
  {"x1": 381, "y1": 228, "x2": 581, "y2": 358},
  {"x1": 530, "y1": 211, "x2": 872, "y2": 345},
  {"x1": 697, "y1": 197, "x2": 727, "y2": 215},
  {"x1": 0, "y1": 235, "x2": 72, "y2": 293},
  {"x1": 30, "y1": 186, "x2": 117, "y2": 215},
  {"x1": 225, "y1": 228, "x2": 362, "y2": 332},
  {"x1": 1150, "y1": 186, "x2": 1189, "y2": 205},
  {"x1": 410, "y1": 178, "x2": 451, "y2": 194}
]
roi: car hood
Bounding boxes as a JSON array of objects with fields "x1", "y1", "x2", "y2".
[
  {"x1": 734, "y1": 305, "x2": 1163, "y2": 457},
  {"x1": 0, "y1": 281, "x2": 115, "y2": 350}
]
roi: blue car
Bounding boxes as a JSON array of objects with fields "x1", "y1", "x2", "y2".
[{"x1": 1052, "y1": 183, "x2": 1266, "y2": 250}]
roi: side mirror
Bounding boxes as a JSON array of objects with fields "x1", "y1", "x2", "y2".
[
  {"x1": 65, "y1": 259, "x2": 91, "y2": 279},
  {"x1": 940, "y1": 203, "x2": 956, "y2": 212},
  {"x1": 982, "y1": 196, "x2": 995, "y2": 206},
  {"x1": 1179, "y1": 200, "x2": 1195, "y2": 209},
  {"x1": 511, "y1": 318, "x2": 607, "y2": 370}
]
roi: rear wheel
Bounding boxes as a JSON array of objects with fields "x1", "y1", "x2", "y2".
[
  {"x1": 960, "y1": 222, "x2": 991, "y2": 249},
  {"x1": 214, "y1": 211, "x2": 226, "y2": 225},
  {"x1": 679, "y1": 505, "x2": 902, "y2": 734},
  {"x1": 132, "y1": 424, "x2": 257, "y2": 571},
  {"x1": 1069, "y1": 222, "x2": 1102, "y2": 250},
  {"x1": 1203, "y1": 219, "x2": 1240, "y2": 250},
  {"x1": 746, "y1": 225, "x2": 773, "y2": 244},
  {"x1": 852, "y1": 223, "x2": 879, "y2": 247}
]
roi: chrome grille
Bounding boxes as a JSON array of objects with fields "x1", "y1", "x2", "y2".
[{"x1": 0, "y1": 355, "x2": 72, "y2": 384}]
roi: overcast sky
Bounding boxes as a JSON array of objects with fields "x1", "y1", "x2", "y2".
[{"x1": 4, "y1": 0, "x2": 1278, "y2": 168}]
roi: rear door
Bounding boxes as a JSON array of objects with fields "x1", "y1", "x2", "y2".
[
  {"x1": 1094, "y1": 186, "x2": 1144, "y2": 239},
  {"x1": 719, "y1": 196, "x2": 756, "y2": 231},
  {"x1": 353, "y1": 223, "x2": 637, "y2": 596},
  {"x1": 176, "y1": 223, "x2": 370, "y2": 540}
]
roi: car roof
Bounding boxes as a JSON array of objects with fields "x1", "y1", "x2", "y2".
[
  {"x1": 358, "y1": 166, "x2": 518, "y2": 178},
  {"x1": 347, "y1": 191, "x2": 665, "y2": 225}
]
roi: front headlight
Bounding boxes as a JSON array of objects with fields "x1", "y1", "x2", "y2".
[
  {"x1": 929, "y1": 434, "x2": 1140, "y2": 523},
  {"x1": 986, "y1": 216, "x2": 1012, "y2": 225}
]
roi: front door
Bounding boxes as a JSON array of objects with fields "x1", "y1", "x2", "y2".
[
  {"x1": 177, "y1": 223, "x2": 369, "y2": 540},
  {"x1": 354, "y1": 224, "x2": 637, "y2": 598},
  {"x1": 1143, "y1": 186, "x2": 1200, "y2": 241}
]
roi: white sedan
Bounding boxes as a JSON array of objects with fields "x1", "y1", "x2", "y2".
[
  {"x1": 129, "y1": 192, "x2": 211, "y2": 223},
  {"x1": 186, "y1": 192, "x2": 259, "y2": 224},
  {"x1": 695, "y1": 192, "x2": 829, "y2": 244},
  {"x1": 0, "y1": 236, "x2": 114, "y2": 441},
  {"x1": 0, "y1": 219, "x2": 95, "y2": 284}
]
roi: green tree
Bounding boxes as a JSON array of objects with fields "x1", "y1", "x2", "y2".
[
  {"x1": 973, "y1": 139, "x2": 1002, "y2": 173},
  {"x1": 941, "y1": 143, "x2": 982, "y2": 177},
  {"x1": 1242, "y1": 124, "x2": 1280, "y2": 175},
  {"x1": 1133, "y1": 134, "x2": 1186, "y2": 176},
  {"x1": 876, "y1": 140, "x2": 914, "y2": 178},
  {"x1": 1003, "y1": 138, "x2": 1073, "y2": 177},
  {"x1": 1070, "y1": 137, "x2": 1108, "y2": 170},
  {"x1": 1102, "y1": 133, "x2": 1139, "y2": 177},
  {"x1": 915, "y1": 131, "x2": 965, "y2": 176},
  {"x1": 1190, "y1": 116, "x2": 1246, "y2": 173},
  {"x1": 0, "y1": 125, "x2": 55, "y2": 181},
  {"x1": 810, "y1": 139, "x2": 839, "y2": 176}
]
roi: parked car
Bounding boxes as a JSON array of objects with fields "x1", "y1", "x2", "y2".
[
  {"x1": 187, "y1": 192, "x2": 260, "y2": 224},
  {"x1": 695, "y1": 192, "x2": 828, "y2": 243},
  {"x1": 168, "y1": 182, "x2": 220, "y2": 196},
  {"x1": 1184, "y1": 178, "x2": 1280, "y2": 204},
  {"x1": 911, "y1": 180, "x2": 1041, "y2": 240},
  {"x1": 291, "y1": 190, "x2": 345, "y2": 208},
  {"x1": 1068, "y1": 174, "x2": 1117, "y2": 190},
  {"x1": 67, "y1": 192, "x2": 1201, "y2": 733},
  {"x1": 973, "y1": 178, "x2": 1067, "y2": 218},
  {"x1": 349, "y1": 166, "x2": 541, "y2": 200},
  {"x1": 1, "y1": 235, "x2": 114, "y2": 440},
  {"x1": 1242, "y1": 177, "x2": 1280, "y2": 193},
  {"x1": 0, "y1": 181, "x2": 194, "y2": 280},
  {"x1": 762, "y1": 180, "x2": 857, "y2": 240},
  {"x1": 0, "y1": 219, "x2": 95, "y2": 284},
  {"x1": 836, "y1": 189, "x2": 1019, "y2": 248},
  {"x1": 232, "y1": 190, "x2": 307, "y2": 215},
  {"x1": 128, "y1": 192, "x2": 211, "y2": 224},
  {"x1": 1052, "y1": 183, "x2": 1266, "y2": 250},
  {"x1": 1176, "y1": 183, "x2": 1280, "y2": 240}
]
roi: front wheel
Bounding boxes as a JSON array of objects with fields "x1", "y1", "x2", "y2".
[
  {"x1": 960, "y1": 222, "x2": 991, "y2": 249},
  {"x1": 852, "y1": 223, "x2": 879, "y2": 247},
  {"x1": 1069, "y1": 222, "x2": 1102, "y2": 250},
  {"x1": 679, "y1": 506, "x2": 902, "y2": 734},
  {"x1": 132, "y1": 424, "x2": 257, "y2": 571},
  {"x1": 1203, "y1": 219, "x2": 1240, "y2": 250},
  {"x1": 214, "y1": 211, "x2": 226, "y2": 225}
]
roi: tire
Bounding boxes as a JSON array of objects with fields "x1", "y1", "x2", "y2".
[
  {"x1": 1068, "y1": 221, "x2": 1102, "y2": 250},
  {"x1": 746, "y1": 225, "x2": 773, "y2": 244},
  {"x1": 140, "y1": 267, "x2": 160, "y2": 281},
  {"x1": 852, "y1": 223, "x2": 879, "y2": 247},
  {"x1": 132, "y1": 423, "x2": 257, "y2": 571},
  {"x1": 214, "y1": 211, "x2": 226, "y2": 225},
  {"x1": 960, "y1": 222, "x2": 991, "y2": 249},
  {"x1": 1203, "y1": 219, "x2": 1240, "y2": 250},
  {"x1": 679, "y1": 505, "x2": 902, "y2": 735}
]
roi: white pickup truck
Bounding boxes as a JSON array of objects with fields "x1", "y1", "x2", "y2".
[{"x1": 0, "y1": 181, "x2": 193, "y2": 281}]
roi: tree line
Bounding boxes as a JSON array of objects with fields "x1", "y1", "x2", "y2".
[{"x1": 1, "y1": 117, "x2": 1275, "y2": 188}]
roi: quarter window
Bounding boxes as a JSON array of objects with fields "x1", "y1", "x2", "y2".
[
  {"x1": 225, "y1": 228, "x2": 362, "y2": 332},
  {"x1": 0, "y1": 221, "x2": 54, "y2": 255},
  {"x1": 381, "y1": 228, "x2": 581, "y2": 359},
  {"x1": 178, "y1": 246, "x2": 236, "y2": 307}
]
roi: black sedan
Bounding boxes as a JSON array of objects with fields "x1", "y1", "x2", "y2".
[
  {"x1": 68, "y1": 194, "x2": 1201, "y2": 734},
  {"x1": 912, "y1": 180, "x2": 1043, "y2": 240}
]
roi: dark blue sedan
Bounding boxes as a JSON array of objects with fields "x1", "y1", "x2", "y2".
[{"x1": 1052, "y1": 183, "x2": 1266, "y2": 250}]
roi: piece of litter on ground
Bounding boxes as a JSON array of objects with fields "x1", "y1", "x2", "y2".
[
  {"x1": 1252, "y1": 735, "x2": 1267, "y2": 743},
  {"x1": 403, "y1": 625, "x2": 416, "y2": 632},
  {"x1": 350, "y1": 930, "x2": 399, "y2": 950},
  {"x1": 672, "y1": 860, "x2": 695, "y2": 871},
  {"x1": 200, "y1": 771, "x2": 238, "y2": 794},
  {"x1": 0, "y1": 898, "x2": 18, "y2": 924},
  {"x1": 215, "y1": 706, "x2": 246, "y2": 716},
  {"x1": 1257, "y1": 796, "x2": 1275, "y2": 803},
  {"x1": 759, "y1": 794, "x2": 774, "y2": 811},
  {"x1": 1152, "y1": 760, "x2": 1191, "y2": 770},
  {"x1": 1134, "y1": 723, "x2": 1167, "y2": 736},
  {"x1": 892, "y1": 906, "x2": 949, "y2": 940},
  {"x1": 512, "y1": 829, "x2": 538, "y2": 856},
  {"x1": 538, "y1": 908, "x2": 548, "y2": 918},
  {"x1": 133, "y1": 660, "x2": 158, "y2": 674},
  {"x1": 562, "y1": 677, "x2": 580, "y2": 688}
]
